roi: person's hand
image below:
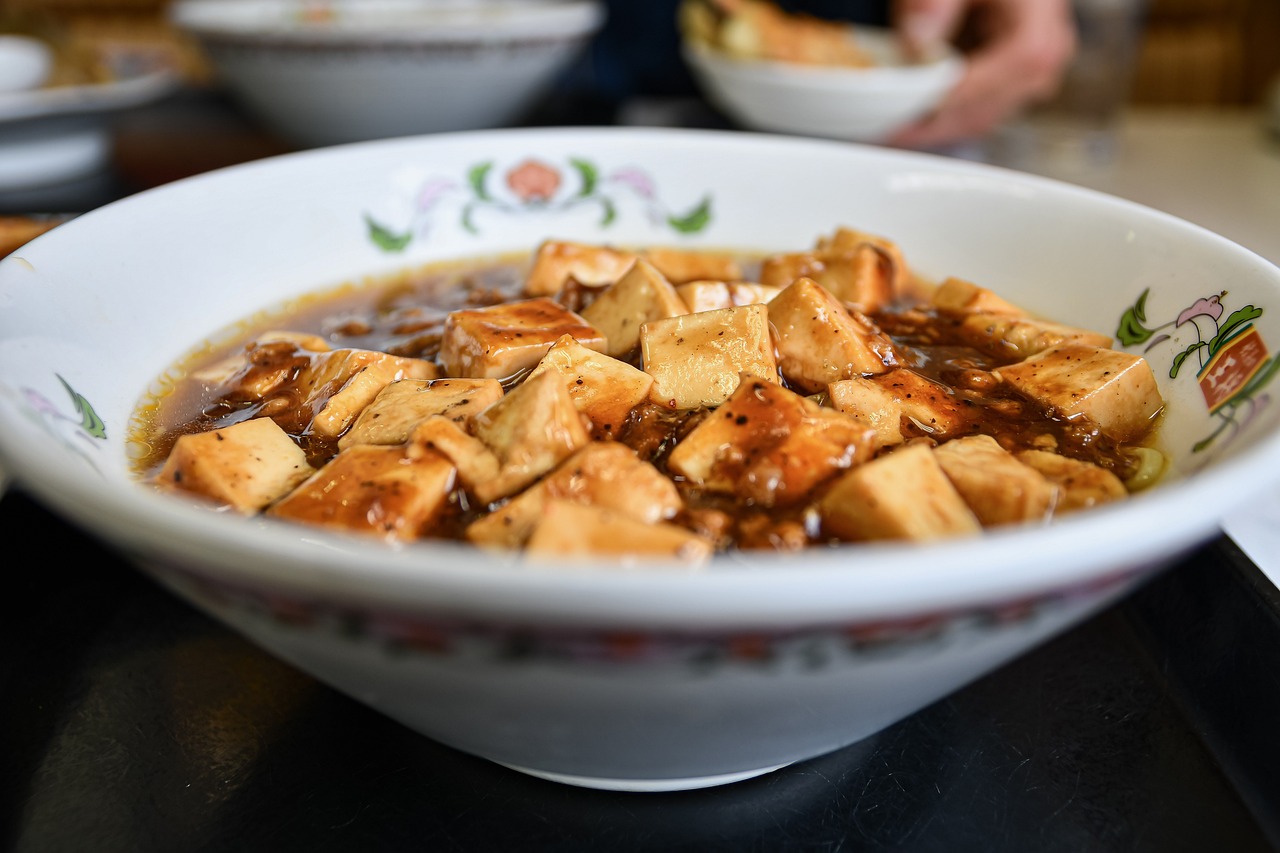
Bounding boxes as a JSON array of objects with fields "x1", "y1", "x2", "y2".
[{"x1": 887, "y1": 0, "x2": 1077, "y2": 150}]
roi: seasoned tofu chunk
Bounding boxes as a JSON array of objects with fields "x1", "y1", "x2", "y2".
[
  {"x1": 768, "y1": 277, "x2": 898, "y2": 393},
  {"x1": 675, "y1": 280, "x2": 781, "y2": 313},
  {"x1": 471, "y1": 370, "x2": 591, "y2": 502},
  {"x1": 438, "y1": 297, "x2": 606, "y2": 380},
  {"x1": 930, "y1": 277, "x2": 1024, "y2": 316},
  {"x1": 668, "y1": 375, "x2": 875, "y2": 507},
  {"x1": 760, "y1": 228, "x2": 906, "y2": 312},
  {"x1": 268, "y1": 443, "x2": 456, "y2": 541},
  {"x1": 523, "y1": 240, "x2": 637, "y2": 297},
  {"x1": 580, "y1": 259, "x2": 689, "y2": 358},
  {"x1": 934, "y1": 434, "x2": 1058, "y2": 526},
  {"x1": 820, "y1": 443, "x2": 982, "y2": 542},
  {"x1": 866, "y1": 368, "x2": 976, "y2": 440},
  {"x1": 996, "y1": 343, "x2": 1164, "y2": 443},
  {"x1": 524, "y1": 334, "x2": 654, "y2": 439},
  {"x1": 815, "y1": 226, "x2": 909, "y2": 287},
  {"x1": 641, "y1": 303, "x2": 779, "y2": 409},
  {"x1": 293, "y1": 348, "x2": 438, "y2": 439},
  {"x1": 952, "y1": 312, "x2": 1113, "y2": 361},
  {"x1": 467, "y1": 441, "x2": 683, "y2": 549},
  {"x1": 155, "y1": 417, "x2": 313, "y2": 513},
  {"x1": 1015, "y1": 449, "x2": 1128, "y2": 512},
  {"x1": 524, "y1": 500, "x2": 713, "y2": 565},
  {"x1": 826, "y1": 377, "x2": 907, "y2": 450},
  {"x1": 640, "y1": 246, "x2": 743, "y2": 284},
  {"x1": 339, "y1": 377, "x2": 503, "y2": 449},
  {"x1": 191, "y1": 330, "x2": 331, "y2": 388},
  {"x1": 407, "y1": 416, "x2": 500, "y2": 495}
]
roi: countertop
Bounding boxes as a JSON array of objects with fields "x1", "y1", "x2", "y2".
[{"x1": 3, "y1": 89, "x2": 1280, "y2": 851}]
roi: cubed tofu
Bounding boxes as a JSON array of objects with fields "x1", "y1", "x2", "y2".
[
  {"x1": 815, "y1": 227, "x2": 910, "y2": 290},
  {"x1": 952, "y1": 312, "x2": 1113, "y2": 361},
  {"x1": 524, "y1": 334, "x2": 654, "y2": 439},
  {"x1": 523, "y1": 240, "x2": 637, "y2": 297},
  {"x1": 760, "y1": 227, "x2": 906, "y2": 312},
  {"x1": 930, "y1": 277, "x2": 1024, "y2": 316},
  {"x1": 296, "y1": 348, "x2": 438, "y2": 439},
  {"x1": 1015, "y1": 449, "x2": 1128, "y2": 513},
  {"x1": 934, "y1": 434, "x2": 1058, "y2": 526},
  {"x1": 438, "y1": 297, "x2": 606, "y2": 380},
  {"x1": 639, "y1": 246, "x2": 743, "y2": 284},
  {"x1": 866, "y1": 368, "x2": 977, "y2": 440},
  {"x1": 641, "y1": 303, "x2": 779, "y2": 409},
  {"x1": 191, "y1": 331, "x2": 331, "y2": 388},
  {"x1": 674, "y1": 280, "x2": 781, "y2": 313},
  {"x1": 524, "y1": 500, "x2": 713, "y2": 565},
  {"x1": 407, "y1": 416, "x2": 500, "y2": 495},
  {"x1": 580, "y1": 259, "x2": 689, "y2": 358},
  {"x1": 667, "y1": 375, "x2": 875, "y2": 507},
  {"x1": 996, "y1": 343, "x2": 1164, "y2": 443},
  {"x1": 826, "y1": 377, "x2": 907, "y2": 450},
  {"x1": 155, "y1": 417, "x2": 313, "y2": 513},
  {"x1": 339, "y1": 377, "x2": 504, "y2": 449},
  {"x1": 819, "y1": 443, "x2": 982, "y2": 542},
  {"x1": 467, "y1": 441, "x2": 684, "y2": 549},
  {"x1": 471, "y1": 370, "x2": 591, "y2": 502},
  {"x1": 768, "y1": 277, "x2": 898, "y2": 393},
  {"x1": 268, "y1": 443, "x2": 456, "y2": 542}
]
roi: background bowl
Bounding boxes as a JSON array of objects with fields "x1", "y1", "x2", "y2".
[
  {"x1": 170, "y1": 0, "x2": 605, "y2": 147},
  {"x1": 682, "y1": 26, "x2": 963, "y2": 142},
  {"x1": 3, "y1": 127, "x2": 1280, "y2": 791}
]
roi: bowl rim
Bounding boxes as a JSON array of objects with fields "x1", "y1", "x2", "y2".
[{"x1": 4, "y1": 125, "x2": 1280, "y2": 630}]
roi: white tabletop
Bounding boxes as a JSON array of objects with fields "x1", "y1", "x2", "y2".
[{"x1": 1001, "y1": 107, "x2": 1280, "y2": 583}]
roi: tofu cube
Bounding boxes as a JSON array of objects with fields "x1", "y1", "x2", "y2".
[
  {"x1": 155, "y1": 417, "x2": 312, "y2": 513},
  {"x1": 819, "y1": 443, "x2": 982, "y2": 542},
  {"x1": 524, "y1": 500, "x2": 713, "y2": 565},
  {"x1": 826, "y1": 378, "x2": 907, "y2": 450},
  {"x1": 467, "y1": 441, "x2": 683, "y2": 549},
  {"x1": 580, "y1": 259, "x2": 689, "y2": 358},
  {"x1": 674, "y1": 280, "x2": 781, "y2": 313},
  {"x1": 191, "y1": 331, "x2": 331, "y2": 389},
  {"x1": 768, "y1": 277, "x2": 898, "y2": 393},
  {"x1": 866, "y1": 368, "x2": 976, "y2": 440},
  {"x1": 471, "y1": 370, "x2": 591, "y2": 502},
  {"x1": 524, "y1": 334, "x2": 654, "y2": 439},
  {"x1": 407, "y1": 416, "x2": 501, "y2": 495},
  {"x1": 814, "y1": 227, "x2": 910, "y2": 290},
  {"x1": 667, "y1": 376, "x2": 875, "y2": 507},
  {"x1": 934, "y1": 434, "x2": 1058, "y2": 526},
  {"x1": 761, "y1": 227, "x2": 906, "y2": 312},
  {"x1": 296, "y1": 348, "x2": 438, "y2": 439},
  {"x1": 438, "y1": 297, "x2": 606, "y2": 380},
  {"x1": 523, "y1": 240, "x2": 637, "y2": 297},
  {"x1": 996, "y1": 343, "x2": 1164, "y2": 443},
  {"x1": 268, "y1": 443, "x2": 456, "y2": 542},
  {"x1": 931, "y1": 277, "x2": 1024, "y2": 315},
  {"x1": 639, "y1": 246, "x2": 743, "y2": 284},
  {"x1": 641, "y1": 303, "x2": 779, "y2": 409},
  {"x1": 1015, "y1": 449, "x2": 1128, "y2": 513},
  {"x1": 339, "y1": 377, "x2": 503, "y2": 449},
  {"x1": 953, "y1": 312, "x2": 1113, "y2": 361}
]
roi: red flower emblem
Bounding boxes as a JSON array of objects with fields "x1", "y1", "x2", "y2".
[{"x1": 506, "y1": 159, "x2": 561, "y2": 202}]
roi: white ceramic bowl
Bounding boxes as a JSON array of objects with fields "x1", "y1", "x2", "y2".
[
  {"x1": 683, "y1": 27, "x2": 963, "y2": 142},
  {"x1": 170, "y1": 0, "x2": 605, "y2": 147},
  {"x1": 3, "y1": 127, "x2": 1280, "y2": 792}
]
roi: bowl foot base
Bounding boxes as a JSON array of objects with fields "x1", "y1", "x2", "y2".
[{"x1": 496, "y1": 761, "x2": 793, "y2": 792}]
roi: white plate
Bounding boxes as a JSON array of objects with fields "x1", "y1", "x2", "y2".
[{"x1": 0, "y1": 66, "x2": 178, "y2": 191}]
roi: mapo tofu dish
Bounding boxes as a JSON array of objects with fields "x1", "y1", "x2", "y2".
[{"x1": 136, "y1": 226, "x2": 1166, "y2": 564}]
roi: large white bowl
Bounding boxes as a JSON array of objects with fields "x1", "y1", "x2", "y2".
[
  {"x1": 683, "y1": 27, "x2": 963, "y2": 142},
  {"x1": 170, "y1": 0, "x2": 605, "y2": 147},
  {"x1": 3, "y1": 127, "x2": 1280, "y2": 792}
]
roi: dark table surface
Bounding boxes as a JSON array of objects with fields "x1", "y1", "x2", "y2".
[{"x1": 4, "y1": 86, "x2": 1280, "y2": 853}]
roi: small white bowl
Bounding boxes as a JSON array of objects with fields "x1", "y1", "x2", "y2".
[
  {"x1": 171, "y1": 0, "x2": 606, "y2": 147},
  {"x1": 0, "y1": 34, "x2": 54, "y2": 94},
  {"x1": 683, "y1": 26, "x2": 963, "y2": 142},
  {"x1": 3, "y1": 127, "x2": 1280, "y2": 792}
]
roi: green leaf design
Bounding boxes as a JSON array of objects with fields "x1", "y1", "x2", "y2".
[
  {"x1": 668, "y1": 195, "x2": 712, "y2": 234},
  {"x1": 468, "y1": 162, "x2": 494, "y2": 201},
  {"x1": 1207, "y1": 306, "x2": 1262, "y2": 356},
  {"x1": 599, "y1": 197, "x2": 616, "y2": 227},
  {"x1": 461, "y1": 203, "x2": 478, "y2": 235},
  {"x1": 571, "y1": 158, "x2": 598, "y2": 197},
  {"x1": 1171, "y1": 341, "x2": 1208, "y2": 378},
  {"x1": 365, "y1": 214, "x2": 412, "y2": 253},
  {"x1": 1116, "y1": 289, "x2": 1154, "y2": 345},
  {"x1": 57, "y1": 374, "x2": 106, "y2": 439}
]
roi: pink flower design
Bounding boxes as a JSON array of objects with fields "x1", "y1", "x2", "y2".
[
  {"x1": 1176, "y1": 295, "x2": 1224, "y2": 326},
  {"x1": 416, "y1": 178, "x2": 457, "y2": 212},
  {"x1": 506, "y1": 160, "x2": 561, "y2": 202},
  {"x1": 609, "y1": 167, "x2": 655, "y2": 199}
]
